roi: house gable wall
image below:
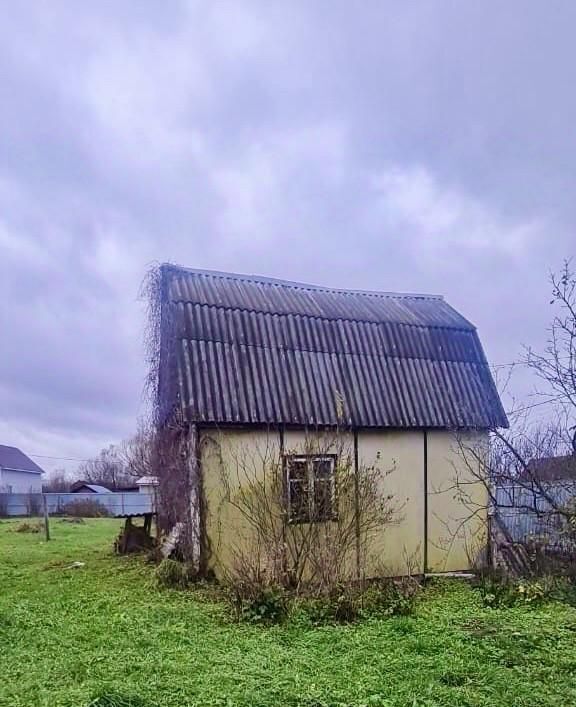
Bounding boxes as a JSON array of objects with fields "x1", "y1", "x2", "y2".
[{"x1": 0, "y1": 469, "x2": 43, "y2": 494}]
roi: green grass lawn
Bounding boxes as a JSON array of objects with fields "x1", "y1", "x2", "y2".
[{"x1": 2, "y1": 519, "x2": 576, "y2": 707}]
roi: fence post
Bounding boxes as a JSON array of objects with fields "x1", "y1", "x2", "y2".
[{"x1": 43, "y1": 495, "x2": 50, "y2": 541}]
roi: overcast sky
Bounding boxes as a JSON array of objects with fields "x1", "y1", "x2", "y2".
[{"x1": 1, "y1": 1, "x2": 574, "y2": 474}]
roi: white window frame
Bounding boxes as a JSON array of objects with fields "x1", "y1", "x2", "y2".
[{"x1": 285, "y1": 454, "x2": 337, "y2": 523}]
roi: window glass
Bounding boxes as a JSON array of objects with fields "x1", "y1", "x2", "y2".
[{"x1": 286, "y1": 455, "x2": 336, "y2": 522}]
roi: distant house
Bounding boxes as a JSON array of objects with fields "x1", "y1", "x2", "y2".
[
  {"x1": 525, "y1": 454, "x2": 576, "y2": 482},
  {"x1": 0, "y1": 445, "x2": 45, "y2": 493},
  {"x1": 154, "y1": 265, "x2": 507, "y2": 576},
  {"x1": 70, "y1": 481, "x2": 139, "y2": 494},
  {"x1": 70, "y1": 481, "x2": 112, "y2": 494}
]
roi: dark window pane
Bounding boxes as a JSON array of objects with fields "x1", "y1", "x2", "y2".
[
  {"x1": 313, "y1": 458, "x2": 333, "y2": 479},
  {"x1": 312, "y1": 458, "x2": 334, "y2": 520},
  {"x1": 314, "y1": 479, "x2": 333, "y2": 520},
  {"x1": 287, "y1": 458, "x2": 310, "y2": 522},
  {"x1": 289, "y1": 479, "x2": 309, "y2": 521},
  {"x1": 290, "y1": 459, "x2": 308, "y2": 481}
]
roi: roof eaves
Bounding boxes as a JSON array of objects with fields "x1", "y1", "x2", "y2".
[{"x1": 2, "y1": 467, "x2": 44, "y2": 474}]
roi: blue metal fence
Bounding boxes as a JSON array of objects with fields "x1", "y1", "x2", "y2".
[
  {"x1": 495, "y1": 481, "x2": 576, "y2": 545},
  {"x1": 0, "y1": 492, "x2": 154, "y2": 518}
]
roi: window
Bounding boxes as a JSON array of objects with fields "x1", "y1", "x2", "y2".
[{"x1": 285, "y1": 455, "x2": 336, "y2": 523}]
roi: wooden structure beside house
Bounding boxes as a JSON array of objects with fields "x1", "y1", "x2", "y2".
[{"x1": 154, "y1": 264, "x2": 507, "y2": 577}]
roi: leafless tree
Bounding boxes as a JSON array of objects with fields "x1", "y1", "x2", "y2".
[
  {"x1": 525, "y1": 260, "x2": 576, "y2": 420},
  {"x1": 77, "y1": 444, "x2": 135, "y2": 489},
  {"x1": 42, "y1": 468, "x2": 71, "y2": 493},
  {"x1": 77, "y1": 423, "x2": 158, "y2": 490},
  {"x1": 449, "y1": 261, "x2": 576, "y2": 570},
  {"x1": 118, "y1": 423, "x2": 155, "y2": 479}
]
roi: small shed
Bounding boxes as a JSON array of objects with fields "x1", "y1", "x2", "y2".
[
  {"x1": 136, "y1": 476, "x2": 159, "y2": 495},
  {"x1": 153, "y1": 264, "x2": 508, "y2": 576}
]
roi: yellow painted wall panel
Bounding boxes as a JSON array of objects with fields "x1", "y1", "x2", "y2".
[
  {"x1": 201, "y1": 428, "x2": 281, "y2": 576},
  {"x1": 200, "y1": 427, "x2": 488, "y2": 579},
  {"x1": 427, "y1": 431, "x2": 489, "y2": 572},
  {"x1": 357, "y1": 430, "x2": 424, "y2": 576}
]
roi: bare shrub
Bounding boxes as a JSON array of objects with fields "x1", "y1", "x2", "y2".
[
  {"x1": 42, "y1": 469, "x2": 70, "y2": 493},
  {"x1": 59, "y1": 517, "x2": 85, "y2": 524},
  {"x1": 25, "y1": 494, "x2": 42, "y2": 517},
  {"x1": 14, "y1": 521, "x2": 42, "y2": 533},
  {"x1": 228, "y1": 582, "x2": 288, "y2": 625},
  {"x1": 210, "y1": 430, "x2": 399, "y2": 596},
  {"x1": 298, "y1": 577, "x2": 420, "y2": 626},
  {"x1": 62, "y1": 499, "x2": 109, "y2": 518}
]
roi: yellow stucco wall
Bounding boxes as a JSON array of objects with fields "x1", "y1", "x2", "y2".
[
  {"x1": 283, "y1": 429, "x2": 354, "y2": 458},
  {"x1": 201, "y1": 428, "x2": 281, "y2": 575},
  {"x1": 200, "y1": 427, "x2": 488, "y2": 579},
  {"x1": 357, "y1": 430, "x2": 425, "y2": 576},
  {"x1": 427, "y1": 430, "x2": 489, "y2": 572}
]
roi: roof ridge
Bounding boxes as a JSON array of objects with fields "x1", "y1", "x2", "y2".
[{"x1": 163, "y1": 263, "x2": 444, "y2": 302}]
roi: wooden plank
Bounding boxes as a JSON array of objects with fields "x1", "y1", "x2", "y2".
[{"x1": 43, "y1": 495, "x2": 50, "y2": 542}]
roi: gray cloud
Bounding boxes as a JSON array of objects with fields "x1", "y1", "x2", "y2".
[{"x1": 0, "y1": 1, "x2": 574, "y2": 473}]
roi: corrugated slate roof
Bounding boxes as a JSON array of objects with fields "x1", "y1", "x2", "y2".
[
  {"x1": 159, "y1": 265, "x2": 508, "y2": 429},
  {"x1": 0, "y1": 445, "x2": 45, "y2": 474},
  {"x1": 82, "y1": 484, "x2": 112, "y2": 494}
]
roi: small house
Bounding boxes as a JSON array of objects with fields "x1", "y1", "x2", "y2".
[
  {"x1": 154, "y1": 265, "x2": 507, "y2": 577},
  {"x1": 0, "y1": 445, "x2": 45, "y2": 493},
  {"x1": 70, "y1": 481, "x2": 112, "y2": 494}
]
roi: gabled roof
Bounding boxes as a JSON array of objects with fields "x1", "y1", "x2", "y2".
[
  {"x1": 0, "y1": 445, "x2": 45, "y2": 474},
  {"x1": 71, "y1": 481, "x2": 111, "y2": 494},
  {"x1": 136, "y1": 476, "x2": 159, "y2": 486},
  {"x1": 83, "y1": 484, "x2": 111, "y2": 494},
  {"x1": 158, "y1": 265, "x2": 508, "y2": 429}
]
